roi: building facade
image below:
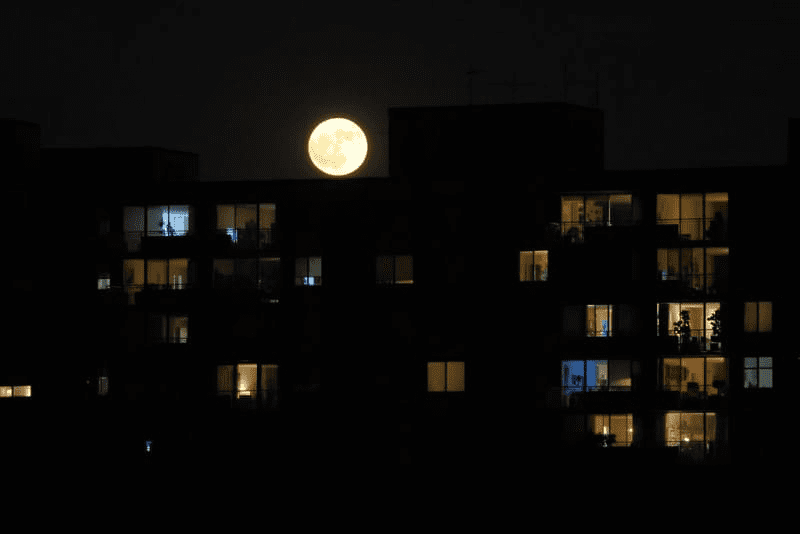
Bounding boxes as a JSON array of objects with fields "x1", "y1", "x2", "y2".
[{"x1": 2, "y1": 110, "x2": 797, "y2": 474}]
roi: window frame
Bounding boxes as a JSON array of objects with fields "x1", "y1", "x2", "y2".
[
  {"x1": 744, "y1": 356, "x2": 772, "y2": 389},
  {"x1": 744, "y1": 301, "x2": 772, "y2": 333},
  {"x1": 661, "y1": 356, "x2": 728, "y2": 397},
  {"x1": 376, "y1": 254, "x2": 414, "y2": 285},
  {"x1": 519, "y1": 250, "x2": 548, "y2": 282},
  {"x1": 656, "y1": 192, "x2": 727, "y2": 242},
  {"x1": 427, "y1": 361, "x2": 465, "y2": 392},
  {"x1": 295, "y1": 256, "x2": 322, "y2": 286},
  {"x1": 216, "y1": 203, "x2": 276, "y2": 248},
  {"x1": 586, "y1": 304, "x2": 614, "y2": 337}
]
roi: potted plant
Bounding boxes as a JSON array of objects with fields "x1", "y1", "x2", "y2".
[{"x1": 708, "y1": 310, "x2": 721, "y2": 351}]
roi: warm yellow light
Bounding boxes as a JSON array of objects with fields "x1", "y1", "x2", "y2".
[{"x1": 308, "y1": 118, "x2": 368, "y2": 176}]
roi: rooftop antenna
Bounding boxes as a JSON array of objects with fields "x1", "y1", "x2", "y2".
[
  {"x1": 466, "y1": 64, "x2": 486, "y2": 105},
  {"x1": 489, "y1": 72, "x2": 537, "y2": 104}
]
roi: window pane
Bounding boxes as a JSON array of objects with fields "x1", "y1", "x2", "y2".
[
  {"x1": 214, "y1": 260, "x2": 234, "y2": 289},
  {"x1": 168, "y1": 259, "x2": 188, "y2": 289},
  {"x1": 705, "y1": 192, "x2": 728, "y2": 240},
  {"x1": 217, "y1": 365, "x2": 233, "y2": 394},
  {"x1": 123, "y1": 260, "x2": 145, "y2": 302},
  {"x1": 609, "y1": 360, "x2": 631, "y2": 390},
  {"x1": 123, "y1": 206, "x2": 144, "y2": 251},
  {"x1": 591, "y1": 414, "x2": 609, "y2": 436},
  {"x1": 610, "y1": 415, "x2": 631, "y2": 445},
  {"x1": 681, "y1": 194, "x2": 702, "y2": 240},
  {"x1": 585, "y1": 195, "x2": 608, "y2": 224},
  {"x1": 665, "y1": 412, "x2": 681, "y2": 445},
  {"x1": 562, "y1": 360, "x2": 585, "y2": 396},
  {"x1": 260, "y1": 365, "x2": 278, "y2": 391},
  {"x1": 534, "y1": 251, "x2": 548, "y2": 281},
  {"x1": 236, "y1": 204, "x2": 257, "y2": 229},
  {"x1": 759, "y1": 369, "x2": 773, "y2": 388},
  {"x1": 237, "y1": 364, "x2": 257, "y2": 398},
  {"x1": 587, "y1": 360, "x2": 607, "y2": 389},
  {"x1": 610, "y1": 194, "x2": 633, "y2": 225},
  {"x1": 259, "y1": 204, "x2": 276, "y2": 228},
  {"x1": 427, "y1": 362, "x2": 445, "y2": 392},
  {"x1": 147, "y1": 206, "x2": 168, "y2": 236},
  {"x1": 759, "y1": 357, "x2": 772, "y2": 367},
  {"x1": 744, "y1": 357, "x2": 757, "y2": 368},
  {"x1": 147, "y1": 260, "x2": 167, "y2": 287},
  {"x1": 217, "y1": 205, "x2": 235, "y2": 230},
  {"x1": 169, "y1": 316, "x2": 188, "y2": 343},
  {"x1": 683, "y1": 358, "x2": 705, "y2": 392},
  {"x1": 168, "y1": 205, "x2": 190, "y2": 235},
  {"x1": 13, "y1": 386, "x2": 31, "y2": 397},
  {"x1": 123, "y1": 206, "x2": 144, "y2": 231},
  {"x1": 744, "y1": 302, "x2": 757, "y2": 333},
  {"x1": 561, "y1": 196, "x2": 584, "y2": 241},
  {"x1": 446, "y1": 361, "x2": 465, "y2": 391},
  {"x1": 706, "y1": 357, "x2": 727, "y2": 395},
  {"x1": 296, "y1": 257, "x2": 307, "y2": 285},
  {"x1": 376, "y1": 255, "x2": 393, "y2": 284},
  {"x1": 259, "y1": 258, "x2": 281, "y2": 293},
  {"x1": 98, "y1": 376, "x2": 109, "y2": 396},
  {"x1": 664, "y1": 358, "x2": 682, "y2": 391},
  {"x1": 744, "y1": 369, "x2": 758, "y2": 388},
  {"x1": 395, "y1": 255, "x2": 413, "y2": 284},
  {"x1": 0, "y1": 386, "x2": 11, "y2": 397},
  {"x1": 759, "y1": 302, "x2": 772, "y2": 332},
  {"x1": 656, "y1": 194, "x2": 679, "y2": 223},
  {"x1": 705, "y1": 302, "x2": 720, "y2": 339}
]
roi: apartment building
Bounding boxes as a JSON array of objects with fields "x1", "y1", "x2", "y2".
[{"x1": 3, "y1": 110, "x2": 797, "y2": 473}]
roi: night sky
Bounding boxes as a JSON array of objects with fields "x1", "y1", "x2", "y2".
[{"x1": 3, "y1": 2, "x2": 798, "y2": 180}]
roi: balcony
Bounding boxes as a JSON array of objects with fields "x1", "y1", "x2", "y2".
[
  {"x1": 656, "y1": 273, "x2": 728, "y2": 297},
  {"x1": 656, "y1": 217, "x2": 728, "y2": 242},
  {"x1": 214, "y1": 228, "x2": 275, "y2": 252}
]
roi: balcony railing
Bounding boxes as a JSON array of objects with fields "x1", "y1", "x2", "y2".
[
  {"x1": 657, "y1": 273, "x2": 727, "y2": 296},
  {"x1": 656, "y1": 218, "x2": 728, "y2": 241},
  {"x1": 215, "y1": 228, "x2": 275, "y2": 249}
]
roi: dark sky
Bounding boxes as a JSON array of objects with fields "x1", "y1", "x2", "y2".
[{"x1": 3, "y1": 2, "x2": 798, "y2": 180}]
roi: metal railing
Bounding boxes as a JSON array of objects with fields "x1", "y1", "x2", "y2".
[
  {"x1": 215, "y1": 228, "x2": 274, "y2": 249},
  {"x1": 656, "y1": 218, "x2": 727, "y2": 241}
]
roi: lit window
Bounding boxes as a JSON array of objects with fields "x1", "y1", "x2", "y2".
[
  {"x1": 744, "y1": 301, "x2": 772, "y2": 333},
  {"x1": 217, "y1": 203, "x2": 275, "y2": 248},
  {"x1": 590, "y1": 414, "x2": 633, "y2": 447},
  {"x1": 4, "y1": 386, "x2": 32, "y2": 397},
  {"x1": 662, "y1": 357, "x2": 728, "y2": 396},
  {"x1": 561, "y1": 360, "x2": 632, "y2": 406},
  {"x1": 147, "y1": 205, "x2": 191, "y2": 237},
  {"x1": 665, "y1": 412, "x2": 717, "y2": 462},
  {"x1": 377, "y1": 255, "x2": 414, "y2": 284},
  {"x1": 744, "y1": 357, "x2": 772, "y2": 388},
  {"x1": 123, "y1": 206, "x2": 144, "y2": 251},
  {"x1": 427, "y1": 362, "x2": 464, "y2": 392},
  {"x1": 98, "y1": 376, "x2": 109, "y2": 396},
  {"x1": 296, "y1": 256, "x2": 322, "y2": 286},
  {"x1": 97, "y1": 274, "x2": 111, "y2": 290},
  {"x1": 217, "y1": 364, "x2": 279, "y2": 407},
  {"x1": 657, "y1": 302, "x2": 720, "y2": 350},
  {"x1": 656, "y1": 193, "x2": 726, "y2": 241},
  {"x1": 586, "y1": 305, "x2": 613, "y2": 337},
  {"x1": 519, "y1": 251, "x2": 548, "y2": 281}
]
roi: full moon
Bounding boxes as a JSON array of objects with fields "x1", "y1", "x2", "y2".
[{"x1": 308, "y1": 118, "x2": 368, "y2": 176}]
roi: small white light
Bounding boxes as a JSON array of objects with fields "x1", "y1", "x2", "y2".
[{"x1": 145, "y1": 440, "x2": 152, "y2": 452}]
